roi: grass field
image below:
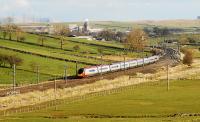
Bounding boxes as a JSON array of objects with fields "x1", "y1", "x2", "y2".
[
  {"x1": 0, "y1": 67, "x2": 51, "y2": 85},
  {"x1": 0, "y1": 30, "x2": 199, "y2": 85},
  {"x1": 0, "y1": 38, "x2": 105, "y2": 65},
  {"x1": 63, "y1": 20, "x2": 200, "y2": 32},
  {"x1": 0, "y1": 31, "x2": 149, "y2": 85},
  {"x1": 0, "y1": 32, "x2": 125, "y2": 56},
  {"x1": 0, "y1": 48, "x2": 88, "y2": 84},
  {"x1": 2, "y1": 79, "x2": 200, "y2": 122}
]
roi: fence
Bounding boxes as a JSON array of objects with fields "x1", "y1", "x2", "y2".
[
  {"x1": 0, "y1": 75, "x2": 199, "y2": 117},
  {"x1": 0, "y1": 80, "x2": 163, "y2": 117},
  {"x1": 0, "y1": 60, "x2": 200, "y2": 117}
]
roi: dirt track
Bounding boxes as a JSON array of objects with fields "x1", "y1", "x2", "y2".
[{"x1": 0, "y1": 54, "x2": 178, "y2": 97}]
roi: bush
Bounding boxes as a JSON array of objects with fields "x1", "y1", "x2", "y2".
[
  {"x1": 180, "y1": 48, "x2": 187, "y2": 53},
  {"x1": 150, "y1": 49, "x2": 161, "y2": 55},
  {"x1": 73, "y1": 45, "x2": 80, "y2": 52}
]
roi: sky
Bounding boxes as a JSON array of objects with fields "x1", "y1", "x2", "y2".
[{"x1": 0, "y1": 0, "x2": 200, "y2": 22}]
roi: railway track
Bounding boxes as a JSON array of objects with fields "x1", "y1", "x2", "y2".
[{"x1": 0, "y1": 50, "x2": 179, "y2": 98}]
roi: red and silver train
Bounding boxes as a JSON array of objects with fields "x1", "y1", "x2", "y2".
[{"x1": 78, "y1": 55, "x2": 160, "y2": 78}]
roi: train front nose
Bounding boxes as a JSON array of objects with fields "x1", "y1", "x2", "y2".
[{"x1": 78, "y1": 68, "x2": 85, "y2": 77}]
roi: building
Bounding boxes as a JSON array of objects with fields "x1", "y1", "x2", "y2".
[
  {"x1": 88, "y1": 28, "x2": 103, "y2": 33},
  {"x1": 19, "y1": 25, "x2": 54, "y2": 34},
  {"x1": 83, "y1": 19, "x2": 89, "y2": 32},
  {"x1": 69, "y1": 24, "x2": 79, "y2": 32}
]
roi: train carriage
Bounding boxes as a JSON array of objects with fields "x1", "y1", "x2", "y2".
[
  {"x1": 110, "y1": 63, "x2": 121, "y2": 71},
  {"x1": 78, "y1": 55, "x2": 161, "y2": 78}
]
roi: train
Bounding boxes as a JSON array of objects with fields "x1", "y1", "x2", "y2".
[{"x1": 78, "y1": 55, "x2": 161, "y2": 78}]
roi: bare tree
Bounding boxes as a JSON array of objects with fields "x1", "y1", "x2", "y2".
[
  {"x1": 0, "y1": 54, "x2": 23, "y2": 68},
  {"x1": 73, "y1": 45, "x2": 80, "y2": 53},
  {"x1": 98, "y1": 30, "x2": 115, "y2": 41},
  {"x1": 178, "y1": 34, "x2": 189, "y2": 44},
  {"x1": 97, "y1": 48, "x2": 104, "y2": 78},
  {"x1": 125, "y1": 29, "x2": 148, "y2": 52},
  {"x1": 38, "y1": 35, "x2": 47, "y2": 46},
  {"x1": 15, "y1": 26, "x2": 25, "y2": 41},
  {"x1": 2, "y1": 30, "x2": 7, "y2": 39},
  {"x1": 0, "y1": 26, "x2": 7, "y2": 39},
  {"x1": 7, "y1": 25, "x2": 14, "y2": 40},
  {"x1": 7, "y1": 55, "x2": 23, "y2": 68},
  {"x1": 3, "y1": 24, "x2": 17, "y2": 40},
  {"x1": 29, "y1": 61, "x2": 39, "y2": 72},
  {"x1": 54, "y1": 25, "x2": 70, "y2": 49},
  {"x1": 0, "y1": 54, "x2": 7, "y2": 66},
  {"x1": 183, "y1": 49, "x2": 193, "y2": 67}
]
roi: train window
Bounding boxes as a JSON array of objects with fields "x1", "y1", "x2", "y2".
[
  {"x1": 78, "y1": 68, "x2": 84, "y2": 74},
  {"x1": 130, "y1": 63, "x2": 136, "y2": 65},
  {"x1": 89, "y1": 69, "x2": 96, "y2": 72},
  {"x1": 101, "y1": 67, "x2": 108, "y2": 70},
  {"x1": 111, "y1": 65, "x2": 118, "y2": 68}
]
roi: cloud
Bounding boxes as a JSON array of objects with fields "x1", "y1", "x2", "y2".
[
  {"x1": 15, "y1": 0, "x2": 30, "y2": 7},
  {"x1": 1, "y1": 0, "x2": 200, "y2": 21},
  {"x1": 0, "y1": 0, "x2": 30, "y2": 13}
]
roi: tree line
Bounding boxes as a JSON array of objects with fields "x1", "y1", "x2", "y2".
[
  {"x1": 0, "y1": 24, "x2": 25, "y2": 41},
  {"x1": 0, "y1": 54, "x2": 23, "y2": 68},
  {"x1": 95, "y1": 30, "x2": 126, "y2": 42}
]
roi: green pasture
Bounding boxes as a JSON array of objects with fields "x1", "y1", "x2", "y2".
[
  {"x1": 2, "y1": 80, "x2": 200, "y2": 121},
  {"x1": 0, "y1": 39, "x2": 105, "y2": 65},
  {"x1": 0, "y1": 67, "x2": 51, "y2": 85},
  {"x1": 0, "y1": 48, "x2": 88, "y2": 84},
  {"x1": 0, "y1": 32, "x2": 124, "y2": 55}
]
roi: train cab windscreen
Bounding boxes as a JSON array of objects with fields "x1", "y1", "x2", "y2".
[{"x1": 78, "y1": 68, "x2": 84, "y2": 74}]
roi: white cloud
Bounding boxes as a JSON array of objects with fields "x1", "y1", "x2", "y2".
[
  {"x1": 15, "y1": 0, "x2": 30, "y2": 7},
  {"x1": 1, "y1": 0, "x2": 200, "y2": 21},
  {"x1": 0, "y1": 0, "x2": 30, "y2": 13}
]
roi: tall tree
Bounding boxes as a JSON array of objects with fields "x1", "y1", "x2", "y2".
[
  {"x1": 54, "y1": 25, "x2": 69, "y2": 49},
  {"x1": 98, "y1": 30, "x2": 115, "y2": 41},
  {"x1": 178, "y1": 34, "x2": 189, "y2": 44},
  {"x1": 183, "y1": 49, "x2": 193, "y2": 67},
  {"x1": 38, "y1": 35, "x2": 47, "y2": 46},
  {"x1": 14, "y1": 26, "x2": 25, "y2": 41},
  {"x1": 73, "y1": 45, "x2": 80, "y2": 53},
  {"x1": 125, "y1": 29, "x2": 148, "y2": 52},
  {"x1": 0, "y1": 26, "x2": 7, "y2": 39}
]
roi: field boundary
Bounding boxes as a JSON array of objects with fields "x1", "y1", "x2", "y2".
[
  {"x1": 0, "y1": 81, "x2": 156, "y2": 117},
  {"x1": 0, "y1": 38, "x2": 117, "y2": 63},
  {"x1": 34, "y1": 33, "x2": 124, "y2": 50},
  {"x1": 1, "y1": 80, "x2": 199, "y2": 118},
  {"x1": 0, "y1": 46, "x2": 96, "y2": 65}
]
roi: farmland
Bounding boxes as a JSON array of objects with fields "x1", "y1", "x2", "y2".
[
  {"x1": 1, "y1": 79, "x2": 200, "y2": 122},
  {"x1": 64, "y1": 20, "x2": 200, "y2": 32},
  {"x1": 0, "y1": 32, "x2": 148, "y2": 85},
  {"x1": 0, "y1": 48, "x2": 88, "y2": 84},
  {"x1": 1, "y1": 0, "x2": 200, "y2": 121},
  {"x1": 0, "y1": 20, "x2": 200, "y2": 122},
  {"x1": 0, "y1": 30, "x2": 199, "y2": 85}
]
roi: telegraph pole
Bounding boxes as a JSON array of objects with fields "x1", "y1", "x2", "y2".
[
  {"x1": 64, "y1": 66, "x2": 67, "y2": 84},
  {"x1": 101, "y1": 54, "x2": 103, "y2": 79},
  {"x1": 167, "y1": 64, "x2": 170, "y2": 91},
  {"x1": 54, "y1": 76, "x2": 57, "y2": 110},
  {"x1": 143, "y1": 49, "x2": 145, "y2": 68},
  {"x1": 37, "y1": 65, "x2": 39, "y2": 84},
  {"x1": 124, "y1": 48, "x2": 126, "y2": 74},
  {"x1": 13, "y1": 64, "x2": 16, "y2": 93},
  {"x1": 76, "y1": 61, "x2": 78, "y2": 76}
]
